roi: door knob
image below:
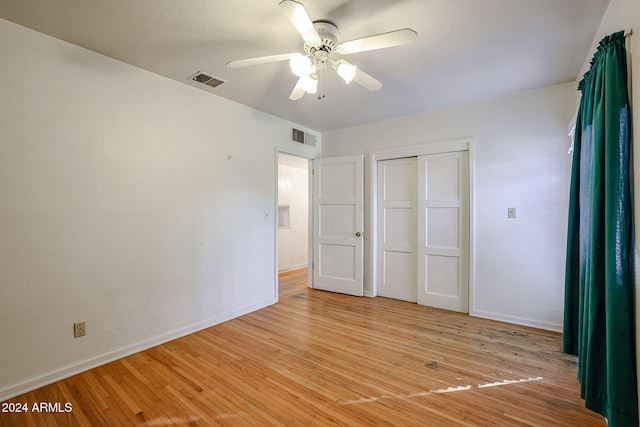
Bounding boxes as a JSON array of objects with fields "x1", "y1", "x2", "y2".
[{"x1": 355, "y1": 232, "x2": 362, "y2": 237}]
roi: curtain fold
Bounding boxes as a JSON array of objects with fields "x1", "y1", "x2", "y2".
[{"x1": 563, "y1": 30, "x2": 637, "y2": 427}]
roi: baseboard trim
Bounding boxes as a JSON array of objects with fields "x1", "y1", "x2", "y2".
[
  {"x1": 278, "y1": 263, "x2": 308, "y2": 274},
  {"x1": 0, "y1": 297, "x2": 277, "y2": 402},
  {"x1": 469, "y1": 309, "x2": 562, "y2": 333}
]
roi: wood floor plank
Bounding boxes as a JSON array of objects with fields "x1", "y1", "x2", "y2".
[{"x1": 1, "y1": 267, "x2": 606, "y2": 426}]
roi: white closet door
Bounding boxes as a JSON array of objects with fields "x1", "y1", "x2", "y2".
[
  {"x1": 377, "y1": 157, "x2": 417, "y2": 302},
  {"x1": 417, "y1": 151, "x2": 469, "y2": 312},
  {"x1": 312, "y1": 155, "x2": 364, "y2": 296}
]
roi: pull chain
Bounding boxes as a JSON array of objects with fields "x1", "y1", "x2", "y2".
[{"x1": 318, "y1": 67, "x2": 326, "y2": 100}]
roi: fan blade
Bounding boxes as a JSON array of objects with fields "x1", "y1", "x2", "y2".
[
  {"x1": 279, "y1": 0, "x2": 322, "y2": 45},
  {"x1": 337, "y1": 28, "x2": 417, "y2": 54},
  {"x1": 226, "y1": 53, "x2": 300, "y2": 68},
  {"x1": 352, "y1": 67, "x2": 382, "y2": 91},
  {"x1": 289, "y1": 77, "x2": 306, "y2": 100}
]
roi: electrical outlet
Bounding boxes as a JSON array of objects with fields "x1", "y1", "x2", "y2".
[{"x1": 74, "y1": 321, "x2": 86, "y2": 338}]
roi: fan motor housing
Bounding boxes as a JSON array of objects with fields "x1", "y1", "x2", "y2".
[{"x1": 305, "y1": 21, "x2": 339, "y2": 55}]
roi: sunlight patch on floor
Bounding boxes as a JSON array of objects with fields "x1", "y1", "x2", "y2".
[
  {"x1": 338, "y1": 377, "x2": 544, "y2": 405},
  {"x1": 478, "y1": 376, "x2": 543, "y2": 388}
]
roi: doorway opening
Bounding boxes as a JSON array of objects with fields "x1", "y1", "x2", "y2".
[{"x1": 277, "y1": 152, "x2": 310, "y2": 297}]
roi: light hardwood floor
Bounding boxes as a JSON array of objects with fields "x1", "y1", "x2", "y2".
[{"x1": 1, "y1": 268, "x2": 604, "y2": 426}]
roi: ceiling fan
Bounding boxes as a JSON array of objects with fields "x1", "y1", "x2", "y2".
[{"x1": 226, "y1": 0, "x2": 418, "y2": 100}]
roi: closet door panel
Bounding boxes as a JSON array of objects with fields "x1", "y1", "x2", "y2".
[{"x1": 418, "y1": 151, "x2": 469, "y2": 312}]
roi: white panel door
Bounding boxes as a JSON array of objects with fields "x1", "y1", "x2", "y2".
[
  {"x1": 417, "y1": 151, "x2": 469, "y2": 312},
  {"x1": 377, "y1": 158, "x2": 417, "y2": 302},
  {"x1": 312, "y1": 155, "x2": 364, "y2": 296}
]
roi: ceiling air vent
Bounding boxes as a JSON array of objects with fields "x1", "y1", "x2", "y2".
[
  {"x1": 189, "y1": 71, "x2": 226, "y2": 88},
  {"x1": 291, "y1": 127, "x2": 317, "y2": 147}
]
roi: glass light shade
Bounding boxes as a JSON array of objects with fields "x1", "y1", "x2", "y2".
[{"x1": 289, "y1": 55, "x2": 315, "y2": 77}]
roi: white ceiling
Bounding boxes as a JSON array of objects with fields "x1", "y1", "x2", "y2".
[{"x1": 0, "y1": 0, "x2": 609, "y2": 132}]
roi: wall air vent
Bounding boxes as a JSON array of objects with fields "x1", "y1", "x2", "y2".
[
  {"x1": 291, "y1": 127, "x2": 317, "y2": 147},
  {"x1": 189, "y1": 71, "x2": 226, "y2": 88}
]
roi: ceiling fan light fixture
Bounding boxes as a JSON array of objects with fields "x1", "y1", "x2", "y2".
[
  {"x1": 335, "y1": 61, "x2": 357, "y2": 84},
  {"x1": 229, "y1": 1, "x2": 416, "y2": 100},
  {"x1": 290, "y1": 54, "x2": 315, "y2": 77}
]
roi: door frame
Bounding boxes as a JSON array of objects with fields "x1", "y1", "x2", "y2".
[{"x1": 369, "y1": 138, "x2": 475, "y2": 310}]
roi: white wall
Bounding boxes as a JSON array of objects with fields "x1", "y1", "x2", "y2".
[
  {"x1": 0, "y1": 18, "x2": 318, "y2": 400},
  {"x1": 322, "y1": 82, "x2": 577, "y2": 331},
  {"x1": 277, "y1": 158, "x2": 308, "y2": 272},
  {"x1": 578, "y1": 0, "x2": 640, "y2": 413}
]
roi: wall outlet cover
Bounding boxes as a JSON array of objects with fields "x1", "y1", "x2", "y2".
[{"x1": 74, "y1": 321, "x2": 86, "y2": 338}]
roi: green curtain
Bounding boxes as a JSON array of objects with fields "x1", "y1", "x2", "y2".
[{"x1": 563, "y1": 30, "x2": 637, "y2": 426}]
